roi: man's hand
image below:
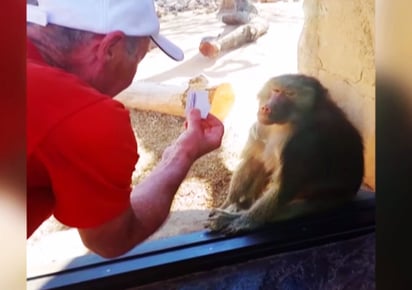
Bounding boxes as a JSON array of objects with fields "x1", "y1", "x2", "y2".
[{"x1": 164, "y1": 109, "x2": 224, "y2": 162}]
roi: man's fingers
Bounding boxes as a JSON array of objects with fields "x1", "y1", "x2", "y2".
[
  {"x1": 186, "y1": 109, "x2": 202, "y2": 130},
  {"x1": 204, "y1": 113, "x2": 223, "y2": 126},
  {"x1": 188, "y1": 108, "x2": 201, "y2": 119}
]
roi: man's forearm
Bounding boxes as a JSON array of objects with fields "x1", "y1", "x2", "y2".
[
  {"x1": 129, "y1": 144, "x2": 195, "y2": 239},
  {"x1": 80, "y1": 110, "x2": 223, "y2": 258}
]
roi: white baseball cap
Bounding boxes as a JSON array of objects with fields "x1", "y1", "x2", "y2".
[{"x1": 26, "y1": 0, "x2": 184, "y2": 61}]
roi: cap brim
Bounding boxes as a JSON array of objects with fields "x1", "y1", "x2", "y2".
[{"x1": 150, "y1": 34, "x2": 184, "y2": 61}]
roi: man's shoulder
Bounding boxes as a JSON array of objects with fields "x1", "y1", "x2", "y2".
[
  {"x1": 27, "y1": 59, "x2": 104, "y2": 105},
  {"x1": 27, "y1": 61, "x2": 132, "y2": 154}
]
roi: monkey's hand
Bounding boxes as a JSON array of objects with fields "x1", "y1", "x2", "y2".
[
  {"x1": 205, "y1": 210, "x2": 262, "y2": 235},
  {"x1": 208, "y1": 203, "x2": 240, "y2": 218},
  {"x1": 205, "y1": 209, "x2": 240, "y2": 233}
]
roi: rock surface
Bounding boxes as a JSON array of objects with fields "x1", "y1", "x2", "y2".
[
  {"x1": 154, "y1": 0, "x2": 220, "y2": 17},
  {"x1": 298, "y1": 0, "x2": 375, "y2": 189}
]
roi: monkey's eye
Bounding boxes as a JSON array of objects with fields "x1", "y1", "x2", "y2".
[
  {"x1": 272, "y1": 88, "x2": 281, "y2": 94},
  {"x1": 285, "y1": 91, "x2": 294, "y2": 97}
]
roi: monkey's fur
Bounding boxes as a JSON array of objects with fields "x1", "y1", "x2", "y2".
[{"x1": 206, "y1": 74, "x2": 364, "y2": 234}]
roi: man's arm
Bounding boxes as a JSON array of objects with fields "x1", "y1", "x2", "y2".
[{"x1": 78, "y1": 109, "x2": 224, "y2": 258}]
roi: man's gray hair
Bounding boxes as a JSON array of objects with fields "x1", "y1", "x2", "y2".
[{"x1": 27, "y1": 0, "x2": 139, "y2": 56}]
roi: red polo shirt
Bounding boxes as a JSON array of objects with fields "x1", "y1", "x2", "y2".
[{"x1": 27, "y1": 39, "x2": 139, "y2": 238}]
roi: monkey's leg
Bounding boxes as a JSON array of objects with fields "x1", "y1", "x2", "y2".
[
  {"x1": 222, "y1": 180, "x2": 333, "y2": 232},
  {"x1": 209, "y1": 157, "x2": 271, "y2": 221},
  {"x1": 206, "y1": 183, "x2": 281, "y2": 234},
  {"x1": 212, "y1": 185, "x2": 356, "y2": 234},
  {"x1": 210, "y1": 131, "x2": 270, "y2": 215},
  {"x1": 206, "y1": 194, "x2": 352, "y2": 234},
  {"x1": 207, "y1": 169, "x2": 305, "y2": 234},
  {"x1": 265, "y1": 197, "x2": 352, "y2": 223}
]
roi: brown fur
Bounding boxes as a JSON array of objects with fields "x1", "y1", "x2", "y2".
[{"x1": 206, "y1": 74, "x2": 364, "y2": 234}]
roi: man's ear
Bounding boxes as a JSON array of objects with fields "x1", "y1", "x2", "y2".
[{"x1": 96, "y1": 31, "x2": 126, "y2": 61}]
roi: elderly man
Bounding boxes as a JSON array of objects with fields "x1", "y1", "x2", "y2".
[{"x1": 27, "y1": 0, "x2": 224, "y2": 258}]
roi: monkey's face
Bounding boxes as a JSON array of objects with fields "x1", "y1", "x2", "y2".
[
  {"x1": 257, "y1": 87, "x2": 294, "y2": 125},
  {"x1": 257, "y1": 75, "x2": 323, "y2": 125}
]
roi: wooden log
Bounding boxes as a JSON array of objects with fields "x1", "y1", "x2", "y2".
[
  {"x1": 217, "y1": 0, "x2": 258, "y2": 25},
  {"x1": 199, "y1": 17, "x2": 269, "y2": 58},
  {"x1": 114, "y1": 76, "x2": 236, "y2": 121}
]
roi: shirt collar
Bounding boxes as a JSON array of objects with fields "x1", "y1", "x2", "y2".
[{"x1": 27, "y1": 38, "x2": 46, "y2": 64}]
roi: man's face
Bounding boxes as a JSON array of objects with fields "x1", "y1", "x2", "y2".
[{"x1": 97, "y1": 35, "x2": 151, "y2": 96}]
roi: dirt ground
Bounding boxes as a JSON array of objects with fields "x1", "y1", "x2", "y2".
[{"x1": 27, "y1": 2, "x2": 305, "y2": 271}]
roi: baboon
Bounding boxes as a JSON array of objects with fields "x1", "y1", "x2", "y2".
[{"x1": 206, "y1": 74, "x2": 364, "y2": 234}]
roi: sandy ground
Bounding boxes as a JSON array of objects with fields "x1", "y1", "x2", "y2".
[{"x1": 27, "y1": 2, "x2": 304, "y2": 273}]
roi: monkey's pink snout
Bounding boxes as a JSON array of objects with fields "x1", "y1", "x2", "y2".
[{"x1": 260, "y1": 105, "x2": 271, "y2": 114}]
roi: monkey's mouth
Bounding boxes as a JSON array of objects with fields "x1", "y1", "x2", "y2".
[
  {"x1": 258, "y1": 115, "x2": 273, "y2": 125},
  {"x1": 258, "y1": 112, "x2": 286, "y2": 125}
]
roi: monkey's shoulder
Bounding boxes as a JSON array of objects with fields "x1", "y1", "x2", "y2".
[
  {"x1": 283, "y1": 116, "x2": 363, "y2": 164},
  {"x1": 250, "y1": 122, "x2": 292, "y2": 144}
]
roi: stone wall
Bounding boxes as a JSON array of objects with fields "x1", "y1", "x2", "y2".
[
  {"x1": 377, "y1": 0, "x2": 412, "y2": 92},
  {"x1": 298, "y1": 0, "x2": 375, "y2": 189}
]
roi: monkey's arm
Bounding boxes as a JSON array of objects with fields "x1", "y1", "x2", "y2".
[
  {"x1": 207, "y1": 168, "x2": 281, "y2": 233},
  {"x1": 216, "y1": 124, "x2": 273, "y2": 211}
]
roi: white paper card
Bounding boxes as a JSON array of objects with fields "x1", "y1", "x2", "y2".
[
  {"x1": 185, "y1": 90, "x2": 210, "y2": 119},
  {"x1": 27, "y1": 5, "x2": 48, "y2": 26}
]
